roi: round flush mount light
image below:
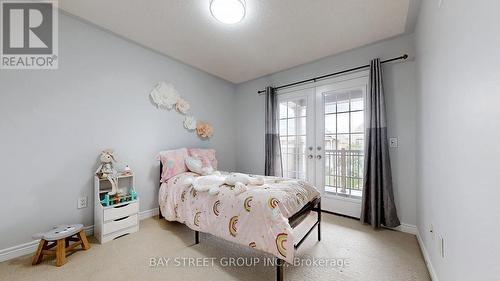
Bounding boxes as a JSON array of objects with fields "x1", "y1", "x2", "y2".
[{"x1": 209, "y1": 0, "x2": 246, "y2": 24}]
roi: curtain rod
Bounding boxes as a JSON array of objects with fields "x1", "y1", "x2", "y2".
[{"x1": 257, "y1": 54, "x2": 408, "y2": 94}]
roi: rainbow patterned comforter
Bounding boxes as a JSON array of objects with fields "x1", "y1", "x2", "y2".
[{"x1": 159, "y1": 172, "x2": 320, "y2": 263}]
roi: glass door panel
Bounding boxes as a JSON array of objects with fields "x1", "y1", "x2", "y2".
[
  {"x1": 276, "y1": 73, "x2": 368, "y2": 218},
  {"x1": 278, "y1": 88, "x2": 315, "y2": 183},
  {"x1": 323, "y1": 89, "x2": 365, "y2": 198},
  {"x1": 315, "y1": 74, "x2": 368, "y2": 218}
]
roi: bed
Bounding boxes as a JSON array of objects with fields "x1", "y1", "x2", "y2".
[{"x1": 157, "y1": 149, "x2": 321, "y2": 281}]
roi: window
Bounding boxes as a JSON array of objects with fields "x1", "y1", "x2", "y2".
[{"x1": 324, "y1": 89, "x2": 364, "y2": 198}]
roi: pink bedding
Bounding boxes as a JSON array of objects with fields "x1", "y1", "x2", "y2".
[{"x1": 159, "y1": 172, "x2": 320, "y2": 263}]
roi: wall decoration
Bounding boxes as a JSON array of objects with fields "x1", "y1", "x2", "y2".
[
  {"x1": 196, "y1": 121, "x2": 214, "y2": 138},
  {"x1": 184, "y1": 116, "x2": 197, "y2": 130},
  {"x1": 150, "y1": 81, "x2": 180, "y2": 109},
  {"x1": 176, "y1": 98, "x2": 191, "y2": 114},
  {"x1": 150, "y1": 81, "x2": 214, "y2": 139}
]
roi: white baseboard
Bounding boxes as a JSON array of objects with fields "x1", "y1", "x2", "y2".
[
  {"x1": 0, "y1": 208, "x2": 158, "y2": 263},
  {"x1": 139, "y1": 207, "x2": 159, "y2": 220},
  {"x1": 390, "y1": 223, "x2": 418, "y2": 235},
  {"x1": 416, "y1": 230, "x2": 439, "y2": 281}
]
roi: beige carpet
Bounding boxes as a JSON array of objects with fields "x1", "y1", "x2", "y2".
[{"x1": 0, "y1": 213, "x2": 430, "y2": 281}]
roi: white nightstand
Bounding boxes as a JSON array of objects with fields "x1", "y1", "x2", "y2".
[{"x1": 94, "y1": 174, "x2": 139, "y2": 243}]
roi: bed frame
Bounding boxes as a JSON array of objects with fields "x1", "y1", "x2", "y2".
[{"x1": 158, "y1": 164, "x2": 321, "y2": 281}]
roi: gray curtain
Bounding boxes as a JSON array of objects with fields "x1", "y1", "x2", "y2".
[
  {"x1": 361, "y1": 58, "x2": 400, "y2": 228},
  {"x1": 264, "y1": 87, "x2": 283, "y2": 177}
]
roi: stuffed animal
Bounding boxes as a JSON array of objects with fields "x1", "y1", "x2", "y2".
[
  {"x1": 187, "y1": 173, "x2": 225, "y2": 194},
  {"x1": 224, "y1": 173, "x2": 264, "y2": 186},
  {"x1": 185, "y1": 156, "x2": 214, "y2": 176},
  {"x1": 96, "y1": 149, "x2": 119, "y2": 195},
  {"x1": 208, "y1": 173, "x2": 264, "y2": 196},
  {"x1": 223, "y1": 173, "x2": 265, "y2": 195},
  {"x1": 187, "y1": 172, "x2": 265, "y2": 196}
]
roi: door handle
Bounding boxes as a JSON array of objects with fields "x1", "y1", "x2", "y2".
[{"x1": 316, "y1": 155, "x2": 322, "y2": 160}]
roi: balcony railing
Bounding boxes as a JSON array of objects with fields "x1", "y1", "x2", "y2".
[{"x1": 324, "y1": 148, "x2": 364, "y2": 198}]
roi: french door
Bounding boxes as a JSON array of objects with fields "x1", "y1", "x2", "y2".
[{"x1": 278, "y1": 72, "x2": 369, "y2": 218}]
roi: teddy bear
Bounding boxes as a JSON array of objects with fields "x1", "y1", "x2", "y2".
[{"x1": 96, "y1": 149, "x2": 119, "y2": 195}]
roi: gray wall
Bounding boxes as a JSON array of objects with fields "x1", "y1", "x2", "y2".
[
  {"x1": 0, "y1": 14, "x2": 236, "y2": 249},
  {"x1": 415, "y1": 0, "x2": 500, "y2": 280},
  {"x1": 234, "y1": 34, "x2": 418, "y2": 227}
]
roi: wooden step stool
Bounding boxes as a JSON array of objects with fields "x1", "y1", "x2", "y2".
[{"x1": 32, "y1": 224, "x2": 90, "y2": 267}]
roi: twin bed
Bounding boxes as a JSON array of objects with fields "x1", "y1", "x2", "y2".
[{"x1": 157, "y1": 149, "x2": 321, "y2": 281}]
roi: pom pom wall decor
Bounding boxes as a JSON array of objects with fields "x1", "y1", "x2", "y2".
[
  {"x1": 196, "y1": 121, "x2": 214, "y2": 138},
  {"x1": 176, "y1": 98, "x2": 191, "y2": 114},
  {"x1": 184, "y1": 116, "x2": 197, "y2": 130},
  {"x1": 150, "y1": 82, "x2": 179, "y2": 109},
  {"x1": 150, "y1": 81, "x2": 213, "y2": 139}
]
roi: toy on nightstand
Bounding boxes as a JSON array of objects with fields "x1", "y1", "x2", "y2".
[
  {"x1": 122, "y1": 165, "x2": 133, "y2": 175},
  {"x1": 100, "y1": 194, "x2": 110, "y2": 206},
  {"x1": 95, "y1": 149, "x2": 119, "y2": 195},
  {"x1": 130, "y1": 190, "x2": 137, "y2": 200},
  {"x1": 100, "y1": 187, "x2": 137, "y2": 207}
]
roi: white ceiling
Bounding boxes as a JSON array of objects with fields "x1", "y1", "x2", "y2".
[{"x1": 60, "y1": 0, "x2": 413, "y2": 84}]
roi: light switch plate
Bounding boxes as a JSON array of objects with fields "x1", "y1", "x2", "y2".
[{"x1": 389, "y1": 137, "x2": 399, "y2": 148}]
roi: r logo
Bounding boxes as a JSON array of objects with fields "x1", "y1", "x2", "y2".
[{"x1": 2, "y1": 2, "x2": 53, "y2": 54}]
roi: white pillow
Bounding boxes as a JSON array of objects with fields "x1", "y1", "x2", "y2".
[{"x1": 185, "y1": 156, "x2": 213, "y2": 176}]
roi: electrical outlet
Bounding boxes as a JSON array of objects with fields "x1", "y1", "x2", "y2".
[
  {"x1": 389, "y1": 137, "x2": 399, "y2": 148},
  {"x1": 77, "y1": 196, "x2": 88, "y2": 209}
]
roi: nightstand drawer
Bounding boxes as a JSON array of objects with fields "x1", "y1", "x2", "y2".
[
  {"x1": 104, "y1": 202, "x2": 139, "y2": 222},
  {"x1": 103, "y1": 214, "x2": 138, "y2": 235}
]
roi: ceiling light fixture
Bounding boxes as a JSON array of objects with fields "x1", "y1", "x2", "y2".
[{"x1": 209, "y1": 0, "x2": 246, "y2": 24}]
